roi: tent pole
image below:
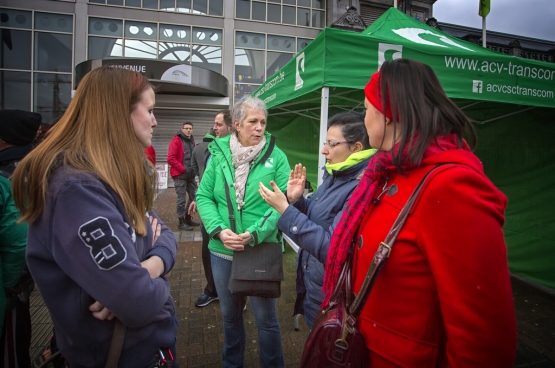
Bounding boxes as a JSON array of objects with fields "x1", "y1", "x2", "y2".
[
  {"x1": 480, "y1": 106, "x2": 536, "y2": 124},
  {"x1": 394, "y1": 0, "x2": 397, "y2": 8},
  {"x1": 482, "y1": 17, "x2": 486, "y2": 47},
  {"x1": 317, "y1": 87, "x2": 329, "y2": 187}
]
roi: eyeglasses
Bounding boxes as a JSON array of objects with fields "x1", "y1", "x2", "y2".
[{"x1": 323, "y1": 140, "x2": 349, "y2": 148}]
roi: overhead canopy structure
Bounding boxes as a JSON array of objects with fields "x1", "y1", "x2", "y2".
[{"x1": 253, "y1": 8, "x2": 555, "y2": 289}]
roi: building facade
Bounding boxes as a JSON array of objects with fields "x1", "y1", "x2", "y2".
[
  {"x1": 438, "y1": 22, "x2": 555, "y2": 64},
  {"x1": 3, "y1": 0, "x2": 552, "y2": 159},
  {"x1": 0, "y1": 0, "x2": 439, "y2": 156},
  {"x1": 0, "y1": 0, "x2": 330, "y2": 158}
]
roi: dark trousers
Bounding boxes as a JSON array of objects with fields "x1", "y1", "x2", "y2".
[
  {"x1": 0, "y1": 297, "x2": 32, "y2": 368},
  {"x1": 200, "y1": 223, "x2": 217, "y2": 297},
  {"x1": 173, "y1": 177, "x2": 197, "y2": 218}
]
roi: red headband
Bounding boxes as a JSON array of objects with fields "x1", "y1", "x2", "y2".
[{"x1": 364, "y1": 71, "x2": 393, "y2": 120}]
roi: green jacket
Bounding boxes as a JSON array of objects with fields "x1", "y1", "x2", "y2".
[
  {"x1": 0, "y1": 175, "x2": 27, "y2": 332},
  {"x1": 197, "y1": 132, "x2": 290, "y2": 256}
]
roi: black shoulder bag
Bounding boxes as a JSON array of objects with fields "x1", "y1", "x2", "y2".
[{"x1": 223, "y1": 179, "x2": 284, "y2": 298}]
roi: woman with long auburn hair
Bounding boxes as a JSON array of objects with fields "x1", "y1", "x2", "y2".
[
  {"x1": 12, "y1": 66, "x2": 178, "y2": 368},
  {"x1": 322, "y1": 59, "x2": 516, "y2": 367}
]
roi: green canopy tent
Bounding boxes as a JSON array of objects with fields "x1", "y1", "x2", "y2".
[{"x1": 252, "y1": 8, "x2": 555, "y2": 289}]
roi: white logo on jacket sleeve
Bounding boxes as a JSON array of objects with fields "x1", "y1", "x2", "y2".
[{"x1": 79, "y1": 217, "x2": 127, "y2": 270}]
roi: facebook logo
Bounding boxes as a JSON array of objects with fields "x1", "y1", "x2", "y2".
[{"x1": 473, "y1": 80, "x2": 483, "y2": 93}]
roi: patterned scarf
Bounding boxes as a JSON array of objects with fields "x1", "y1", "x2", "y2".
[
  {"x1": 321, "y1": 134, "x2": 470, "y2": 307},
  {"x1": 230, "y1": 133, "x2": 266, "y2": 210}
]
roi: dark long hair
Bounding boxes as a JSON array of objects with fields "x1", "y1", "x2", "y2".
[
  {"x1": 379, "y1": 59, "x2": 477, "y2": 169},
  {"x1": 328, "y1": 112, "x2": 371, "y2": 150}
]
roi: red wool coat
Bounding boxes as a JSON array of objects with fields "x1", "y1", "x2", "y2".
[{"x1": 353, "y1": 149, "x2": 517, "y2": 367}]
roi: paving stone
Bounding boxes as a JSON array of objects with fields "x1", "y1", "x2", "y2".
[{"x1": 27, "y1": 188, "x2": 555, "y2": 367}]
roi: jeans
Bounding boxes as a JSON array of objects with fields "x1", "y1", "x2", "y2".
[
  {"x1": 211, "y1": 253, "x2": 284, "y2": 368},
  {"x1": 201, "y1": 223, "x2": 217, "y2": 297},
  {"x1": 173, "y1": 177, "x2": 197, "y2": 218}
]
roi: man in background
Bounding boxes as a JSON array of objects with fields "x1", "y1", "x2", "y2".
[
  {"x1": 167, "y1": 122, "x2": 199, "y2": 231},
  {"x1": 0, "y1": 109, "x2": 41, "y2": 368},
  {"x1": 189, "y1": 110, "x2": 231, "y2": 307}
]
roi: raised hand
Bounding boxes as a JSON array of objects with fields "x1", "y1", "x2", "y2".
[
  {"x1": 259, "y1": 181, "x2": 289, "y2": 214},
  {"x1": 286, "y1": 164, "x2": 306, "y2": 204}
]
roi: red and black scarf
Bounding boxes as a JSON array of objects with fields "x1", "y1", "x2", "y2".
[{"x1": 321, "y1": 134, "x2": 470, "y2": 307}]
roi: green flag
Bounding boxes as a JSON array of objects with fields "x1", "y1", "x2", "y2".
[{"x1": 479, "y1": 0, "x2": 490, "y2": 17}]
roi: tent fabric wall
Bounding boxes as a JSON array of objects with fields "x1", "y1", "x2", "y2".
[
  {"x1": 268, "y1": 89, "x2": 365, "y2": 187},
  {"x1": 255, "y1": 8, "x2": 555, "y2": 289},
  {"x1": 473, "y1": 107, "x2": 555, "y2": 288}
]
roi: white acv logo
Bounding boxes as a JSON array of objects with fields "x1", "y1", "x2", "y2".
[
  {"x1": 393, "y1": 28, "x2": 474, "y2": 51},
  {"x1": 378, "y1": 43, "x2": 403, "y2": 69},
  {"x1": 295, "y1": 52, "x2": 305, "y2": 91}
]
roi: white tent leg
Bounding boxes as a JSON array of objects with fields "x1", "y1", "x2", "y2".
[{"x1": 318, "y1": 87, "x2": 329, "y2": 187}]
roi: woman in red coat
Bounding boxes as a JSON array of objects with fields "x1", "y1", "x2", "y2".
[{"x1": 323, "y1": 59, "x2": 517, "y2": 367}]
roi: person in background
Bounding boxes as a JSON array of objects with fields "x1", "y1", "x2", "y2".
[
  {"x1": 0, "y1": 109, "x2": 41, "y2": 368},
  {"x1": 12, "y1": 66, "x2": 178, "y2": 368},
  {"x1": 33, "y1": 120, "x2": 58, "y2": 147},
  {"x1": 145, "y1": 145, "x2": 156, "y2": 165},
  {"x1": 259, "y1": 111, "x2": 376, "y2": 329},
  {"x1": 212, "y1": 108, "x2": 233, "y2": 138},
  {"x1": 190, "y1": 109, "x2": 233, "y2": 308},
  {"x1": 196, "y1": 96, "x2": 289, "y2": 368},
  {"x1": 167, "y1": 122, "x2": 199, "y2": 231},
  {"x1": 323, "y1": 59, "x2": 517, "y2": 366}
]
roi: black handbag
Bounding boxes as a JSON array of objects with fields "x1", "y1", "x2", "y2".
[
  {"x1": 223, "y1": 179, "x2": 284, "y2": 298},
  {"x1": 300, "y1": 165, "x2": 444, "y2": 368},
  {"x1": 228, "y1": 241, "x2": 283, "y2": 298}
]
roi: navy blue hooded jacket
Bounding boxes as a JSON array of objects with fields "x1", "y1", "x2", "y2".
[
  {"x1": 26, "y1": 166, "x2": 178, "y2": 368},
  {"x1": 277, "y1": 158, "x2": 370, "y2": 328}
]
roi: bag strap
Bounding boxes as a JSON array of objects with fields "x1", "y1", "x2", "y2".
[
  {"x1": 104, "y1": 319, "x2": 127, "y2": 368},
  {"x1": 327, "y1": 251, "x2": 352, "y2": 307},
  {"x1": 348, "y1": 164, "x2": 447, "y2": 318},
  {"x1": 224, "y1": 179, "x2": 237, "y2": 233},
  {"x1": 257, "y1": 135, "x2": 276, "y2": 164}
]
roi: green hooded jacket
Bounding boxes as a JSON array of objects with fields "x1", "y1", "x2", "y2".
[
  {"x1": 196, "y1": 132, "x2": 290, "y2": 256},
  {"x1": 0, "y1": 175, "x2": 27, "y2": 333}
]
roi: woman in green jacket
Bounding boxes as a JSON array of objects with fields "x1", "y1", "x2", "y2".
[{"x1": 196, "y1": 96, "x2": 290, "y2": 368}]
